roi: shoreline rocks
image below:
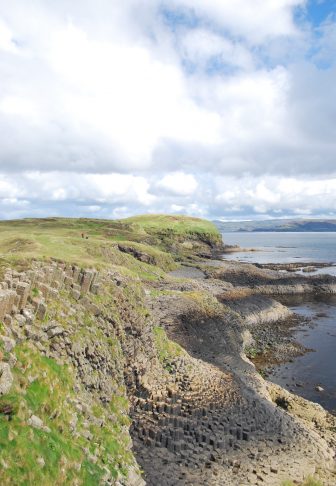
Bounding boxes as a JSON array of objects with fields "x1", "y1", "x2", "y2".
[{"x1": 0, "y1": 251, "x2": 335, "y2": 485}]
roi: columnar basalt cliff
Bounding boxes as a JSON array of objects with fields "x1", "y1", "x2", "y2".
[{"x1": 0, "y1": 216, "x2": 335, "y2": 486}]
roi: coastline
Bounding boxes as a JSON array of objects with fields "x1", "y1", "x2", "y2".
[
  {"x1": 222, "y1": 243, "x2": 259, "y2": 253},
  {"x1": 206, "y1": 252, "x2": 336, "y2": 408},
  {"x1": 134, "y1": 252, "x2": 336, "y2": 485},
  {"x1": 1, "y1": 218, "x2": 335, "y2": 486}
]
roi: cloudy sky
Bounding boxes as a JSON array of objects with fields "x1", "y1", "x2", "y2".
[{"x1": 0, "y1": 0, "x2": 336, "y2": 221}]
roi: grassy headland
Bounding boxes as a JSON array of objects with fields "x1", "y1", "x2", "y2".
[{"x1": 0, "y1": 215, "x2": 222, "y2": 274}]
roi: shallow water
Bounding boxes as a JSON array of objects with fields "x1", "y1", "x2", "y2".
[
  {"x1": 268, "y1": 297, "x2": 336, "y2": 413},
  {"x1": 221, "y1": 232, "x2": 336, "y2": 275},
  {"x1": 219, "y1": 232, "x2": 336, "y2": 412}
]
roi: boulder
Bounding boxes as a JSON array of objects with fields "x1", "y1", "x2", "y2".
[
  {"x1": 0, "y1": 363, "x2": 13, "y2": 395},
  {"x1": 0, "y1": 336, "x2": 16, "y2": 353},
  {"x1": 42, "y1": 321, "x2": 65, "y2": 339},
  {"x1": 28, "y1": 415, "x2": 44, "y2": 429},
  {"x1": 47, "y1": 326, "x2": 64, "y2": 339}
]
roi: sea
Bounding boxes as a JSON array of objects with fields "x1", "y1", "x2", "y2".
[{"x1": 221, "y1": 232, "x2": 336, "y2": 413}]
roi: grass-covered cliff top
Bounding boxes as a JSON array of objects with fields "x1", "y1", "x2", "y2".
[
  {"x1": 0, "y1": 214, "x2": 223, "y2": 485},
  {"x1": 122, "y1": 214, "x2": 220, "y2": 237},
  {"x1": 0, "y1": 214, "x2": 223, "y2": 274}
]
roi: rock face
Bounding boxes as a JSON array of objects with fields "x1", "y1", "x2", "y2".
[
  {"x1": 0, "y1": 252, "x2": 335, "y2": 485},
  {"x1": 129, "y1": 284, "x2": 335, "y2": 486},
  {"x1": 224, "y1": 295, "x2": 292, "y2": 326},
  {"x1": 118, "y1": 244, "x2": 156, "y2": 265},
  {"x1": 0, "y1": 261, "x2": 147, "y2": 484}
]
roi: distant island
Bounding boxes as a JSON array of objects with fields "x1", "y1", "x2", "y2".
[{"x1": 214, "y1": 218, "x2": 336, "y2": 233}]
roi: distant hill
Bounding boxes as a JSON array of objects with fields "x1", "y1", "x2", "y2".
[{"x1": 214, "y1": 219, "x2": 336, "y2": 233}]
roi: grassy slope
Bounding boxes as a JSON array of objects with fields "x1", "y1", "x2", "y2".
[
  {"x1": 0, "y1": 281, "x2": 133, "y2": 485},
  {"x1": 0, "y1": 215, "x2": 221, "y2": 261},
  {"x1": 0, "y1": 215, "x2": 222, "y2": 484},
  {"x1": 123, "y1": 214, "x2": 220, "y2": 237},
  {"x1": 0, "y1": 215, "x2": 223, "y2": 279}
]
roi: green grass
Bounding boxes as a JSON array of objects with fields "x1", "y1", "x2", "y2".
[
  {"x1": 122, "y1": 214, "x2": 220, "y2": 237},
  {"x1": 244, "y1": 346, "x2": 260, "y2": 359},
  {"x1": 153, "y1": 326, "x2": 184, "y2": 372},
  {"x1": 0, "y1": 276, "x2": 142, "y2": 486},
  {"x1": 117, "y1": 240, "x2": 177, "y2": 271},
  {"x1": 0, "y1": 214, "x2": 221, "y2": 277},
  {"x1": 0, "y1": 340, "x2": 133, "y2": 486},
  {"x1": 183, "y1": 291, "x2": 224, "y2": 318}
]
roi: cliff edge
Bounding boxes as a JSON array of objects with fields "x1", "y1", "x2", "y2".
[{"x1": 0, "y1": 216, "x2": 335, "y2": 486}]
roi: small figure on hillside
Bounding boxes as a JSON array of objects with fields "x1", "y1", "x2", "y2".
[{"x1": 81, "y1": 233, "x2": 84, "y2": 238}]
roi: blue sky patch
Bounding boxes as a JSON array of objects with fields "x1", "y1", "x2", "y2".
[{"x1": 299, "y1": 0, "x2": 336, "y2": 26}]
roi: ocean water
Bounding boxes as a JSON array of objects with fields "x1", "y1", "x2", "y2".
[
  {"x1": 220, "y1": 232, "x2": 336, "y2": 412},
  {"x1": 269, "y1": 296, "x2": 336, "y2": 413},
  {"x1": 221, "y1": 232, "x2": 336, "y2": 275}
]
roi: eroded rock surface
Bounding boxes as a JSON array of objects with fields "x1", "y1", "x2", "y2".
[{"x1": 0, "y1": 252, "x2": 335, "y2": 485}]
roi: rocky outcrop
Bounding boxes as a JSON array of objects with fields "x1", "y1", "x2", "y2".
[
  {"x1": 118, "y1": 244, "x2": 156, "y2": 265},
  {"x1": 128, "y1": 283, "x2": 335, "y2": 485},
  {"x1": 223, "y1": 295, "x2": 292, "y2": 326},
  {"x1": 0, "y1": 261, "x2": 146, "y2": 484},
  {"x1": 206, "y1": 260, "x2": 336, "y2": 296},
  {"x1": 0, "y1": 244, "x2": 335, "y2": 485}
]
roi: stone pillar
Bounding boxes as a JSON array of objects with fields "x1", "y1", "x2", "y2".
[
  {"x1": 80, "y1": 270, "x2": 94, "y2": 294},
  {"x1": 16, "y1": 282, "x2": 30, "y2": 310},
  {"x1": 73, "y1": 266, "x2": 80, "y2": 282},
  {"x1": 0, "y1": 291, "x2": 8, "y2": 320}
]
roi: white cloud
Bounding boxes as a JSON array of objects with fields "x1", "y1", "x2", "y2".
[
  {"x1": 157, "y1": 172, "x2": 198, "y2": 196},
  {"x1": 213, "y1": 176, "x2": 336, "y2": 215},
  {"x1": 1, "y1": 0, "x2": 336, "y2": 220},
  {"x1": 0, "y1": 172, "x2": 155, "y2": 206},
  {"x1": 0, "y1": 13, "x2": 221, "y2": 172},
  {"x1": 179, "y1": 28, "x2": 254, "y2": 70},
  {"x1": 170, "y1": 0, "x2": 305, "y2": 43},
  {"x1": 0, "y1": 19, "x2": 18, "y2": 53}
]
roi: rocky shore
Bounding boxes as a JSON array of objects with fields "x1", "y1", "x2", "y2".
[
  {"x1": 255, "y1": 262, "x2": 334, "y2": 273},
  {"x1": 222, "y1": 244, "x2": 258, "y2": 253},
  {"x1": 131, "y1": 259, "x2": 336, "y2": 485},
  {"x1": 0, "y1": 216, "x2": 335, "y2": 486}
]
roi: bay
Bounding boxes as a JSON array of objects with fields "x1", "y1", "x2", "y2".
[
  {"x1": 221, "y1": 231, "x2": 336, "y2": 275},
  {"x1": 220, "y1": 232, "x2": 336, "y2": 412}
]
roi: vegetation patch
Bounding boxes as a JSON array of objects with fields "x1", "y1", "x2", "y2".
[
  {"x1": 275, "y1": 396, "x2": 291, "y2": 411},
  {"x1": 153, "y1": 326, "x2": 184, "y2": 372},
  {"x1": 122, "y1": 214, "x2": 220, "y2": 238},
  {"x1": 184, "y1": 291, "x2": 224, "y2": 318},
  {"x1": 0, "y1": 339, "x2": 133, "y2": 485}
]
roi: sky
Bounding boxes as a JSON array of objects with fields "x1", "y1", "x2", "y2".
[{"x1": 0, "y1": 0, "x2": 336, "y2": 221}]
